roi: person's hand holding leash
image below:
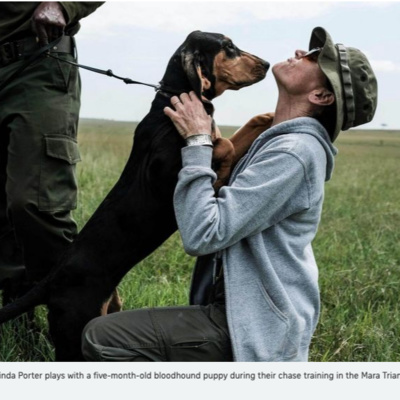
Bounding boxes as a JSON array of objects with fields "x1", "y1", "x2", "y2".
[
  {"x1": 164, "y1": 92, "x2": 213, "y2": 140},
  {"x1": 31, "y1": 2, "x2": 66, "y2": 46}
]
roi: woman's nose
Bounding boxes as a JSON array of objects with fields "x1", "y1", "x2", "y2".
[{"x1": 295, "y1": 49, "x2": 307, "y2": 59}]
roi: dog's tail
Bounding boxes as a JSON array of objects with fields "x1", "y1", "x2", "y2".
[{"x1": 0, "y1": 275, "x2": 50, "y2": 324}]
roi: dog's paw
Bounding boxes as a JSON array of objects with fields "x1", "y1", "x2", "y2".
[
  {"x1": 101, "y1": 288, "x2": 123, "y2": 315},
  {"x1": 246, "y1": 112, "x2": 275, "y2": 129}
]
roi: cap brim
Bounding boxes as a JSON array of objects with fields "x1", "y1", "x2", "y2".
[{"x1": 310, "y1": 27, "x2": 343, "y2": 140}]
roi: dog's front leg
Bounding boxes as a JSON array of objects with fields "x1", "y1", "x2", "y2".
[
  {"x1": 212, "y1": 137, "x2": 235, "y2": 191},
  {"x1": 211, "y1": 113, "x2": 274, "y2": 192},
  {"x1": 229, "y1": 112, "x2": 274, "y2": 165}
]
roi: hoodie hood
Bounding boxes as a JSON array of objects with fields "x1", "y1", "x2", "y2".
[{"x1": 251, "y1": 117, "x2": 337, "y2": 181}]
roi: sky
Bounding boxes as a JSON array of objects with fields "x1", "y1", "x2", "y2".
[{"x1": 75, "y1": 0, "x2": 400, "y2": 130}]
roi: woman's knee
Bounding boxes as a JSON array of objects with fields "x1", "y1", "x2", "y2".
[
  {"x1": 81, "y1": 311, "x2": 160, "y2": 362},
  {"x1": 81, "y1": 316, "x2": 106, "y2": 361}
]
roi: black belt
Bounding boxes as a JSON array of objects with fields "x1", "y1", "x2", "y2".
[{"x1": 0, "y1": 35, "x2": 74, "y2": 68}]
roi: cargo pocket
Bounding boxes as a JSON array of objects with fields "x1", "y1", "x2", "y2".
[
  {"x1": 52, "y1": 56, "x2": 78, "y2": 93},
  {"x1": 39, "y1": 136, "x2": 81, "y2": 212}
]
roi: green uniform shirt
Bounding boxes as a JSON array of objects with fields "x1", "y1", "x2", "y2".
[{"x1": 0, "y1": 2, "x2": 104, "y2": 44}]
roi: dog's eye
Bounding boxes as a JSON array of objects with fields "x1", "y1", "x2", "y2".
[
  {"x1": 223, "y1": 41, "x2": 238, "y2": 58},
  {"x1": 224, "y1": 42, "x2": 236, "y2": 55}
]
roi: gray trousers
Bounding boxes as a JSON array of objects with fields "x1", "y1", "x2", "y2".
[{"x1": 82, "y1": 303, "x2": 233, "y2": 362}]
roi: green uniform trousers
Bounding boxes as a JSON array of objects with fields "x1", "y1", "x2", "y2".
[
  {"x1": 0, "y1": 51, "x2": 81, "y2": 283},
  {"x1": 82, "y1": 270, "x2": 233, "y2": 362},
  {"x1": 82, "y1": 304, "x2": 233, "y2": 362}
]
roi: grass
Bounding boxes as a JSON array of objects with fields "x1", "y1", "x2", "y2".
[
  {"x1": 0, "y1": 120, "x2": 399, "y2": 361},
  {"x1": 310, "y1": 129, "x2": 400, "y2": 361}
]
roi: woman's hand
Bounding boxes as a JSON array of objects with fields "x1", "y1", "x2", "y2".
[{"x1": 164, "y1": 92, "x2": 213, "y2": 139}]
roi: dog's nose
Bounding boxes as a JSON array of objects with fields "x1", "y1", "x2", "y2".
[{"x1": 261, "y1": 60, "x2": 270, "y2": 72}]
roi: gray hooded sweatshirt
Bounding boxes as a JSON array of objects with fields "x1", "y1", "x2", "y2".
[{"x1": 174, "y1": 117, "x2": 337, "y2": 361}]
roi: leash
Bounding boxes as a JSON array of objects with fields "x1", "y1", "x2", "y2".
[
  {"x1": 47, "y1": 51, "x2": 189, "y2": 96},
  {"x1": 0, "y1": 35, "x2": 178, "y2": 94},
  {"x1": 47, "y1": 52, "x2": 161, "y2": 91}
]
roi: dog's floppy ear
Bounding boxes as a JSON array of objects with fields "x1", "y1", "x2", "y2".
[{"x1": 181, "y1": 48, "x2": 212, "y2": 99}]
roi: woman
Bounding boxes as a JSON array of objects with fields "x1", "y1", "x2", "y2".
[{"x1": 82, "y1": 27, "x2": 377, "y2": 362}]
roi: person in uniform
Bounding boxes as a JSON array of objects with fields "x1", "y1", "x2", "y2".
[{"x1": 0, "y1": 2, "x2": 103, "y2": 300}]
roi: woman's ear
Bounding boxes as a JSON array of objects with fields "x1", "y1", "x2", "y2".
[{"x1": 308, "y1": 88, "x2": 335, "y2": 107}]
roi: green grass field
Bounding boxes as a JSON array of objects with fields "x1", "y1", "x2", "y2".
[{"x1": 1, "y1": 119, "x2": 399, "y2": 361}]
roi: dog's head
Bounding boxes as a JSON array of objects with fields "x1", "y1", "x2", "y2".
[{"x1": 162, "y1": 31, "x2": 269, "y2": 101}]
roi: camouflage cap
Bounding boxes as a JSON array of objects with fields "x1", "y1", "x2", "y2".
[{"x1": 310, "y1": 27, "x2": 378, "y2": 141}]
